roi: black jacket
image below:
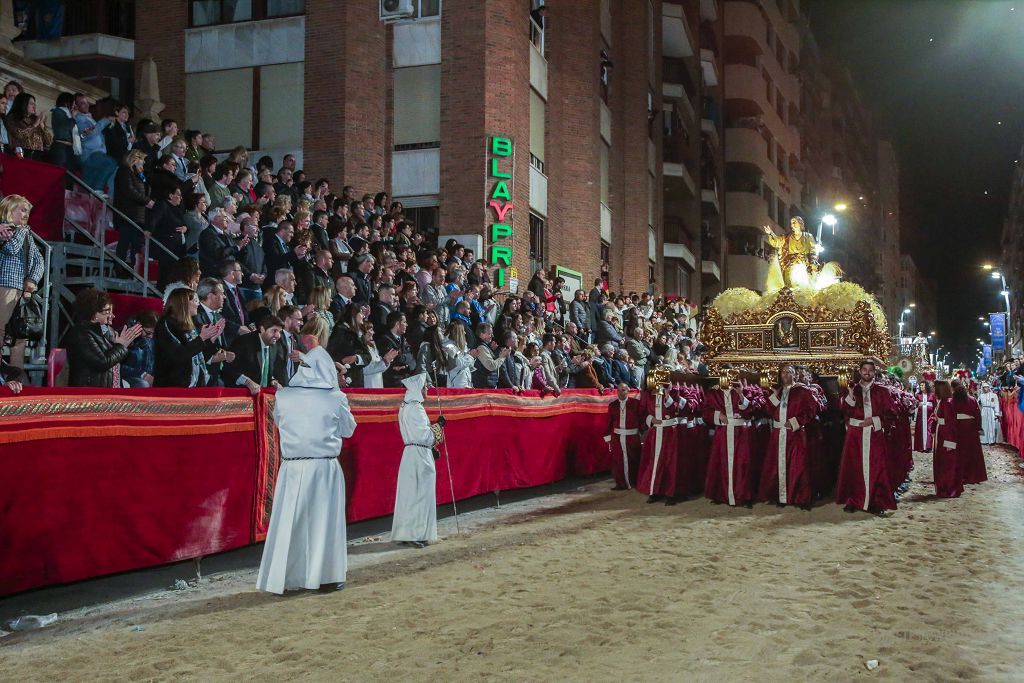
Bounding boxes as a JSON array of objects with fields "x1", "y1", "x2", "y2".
[
  {"x1": 146, "y1": 201, "x2": 187, "y2": 262},
  {"x1": 153, "y1": 317, "x2": 212, "y2": 387},
  {"x1": 113, "y1": 165, "x2": 150, "y2": 229},
  {"x1": 350, "y1": 270, "x2": 372, "y2": 306},
  {"x1": 264, "y1": 234, "x2": 298, "y2": 277},
  {"x1": 66, "y1": 323, "x2": 130, "y2": 388},
  {"x1": 326, "y1": 323, "x2": 371, "y2": 387},
  {"x1": 198, "y1": 226, "x2": 239, "y2": 277},
  {"x1": 220, "y1": 283, "x2": 250, "y2": 344},
  {"x1": 148, "y1": 167, "x2": 182, "y2": 202},
  {"x1": 103, "y1": 122, "x2": 133, "y2": 163},
  {"x1": 223, "y1": 332, "x2": 288, "y2": 388},
  {"x1": 376, "y1": 331, "x2": 414, "y2": 388},
  {"x1": 294, "y1": 261, "x2": 333, "y2": 306}
]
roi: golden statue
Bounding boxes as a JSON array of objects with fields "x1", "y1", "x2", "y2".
[{"x1": 762, "y1": 217, "x2": 842, "y2": 292}]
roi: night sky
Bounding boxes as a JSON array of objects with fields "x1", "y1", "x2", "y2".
[{"x1": 804, "y1": 0, "x2": 1022, "y2": 367}]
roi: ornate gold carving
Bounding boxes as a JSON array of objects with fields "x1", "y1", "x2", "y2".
[{"x1": 701, "y1": 287, "x2": 890, "y2": 384}]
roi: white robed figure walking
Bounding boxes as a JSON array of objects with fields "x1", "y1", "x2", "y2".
[
  {"x1": 257, "y1": 345, "x2": 356, "y2": 594},
  {"x1": 978, "y1": 383, "x2": 1001, "y2": 445},
  {"x1": 391, "y1": 373, "x2": 441, "y2": 547}
]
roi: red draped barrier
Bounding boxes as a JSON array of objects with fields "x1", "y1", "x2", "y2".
[
  {"x1": 999, "y1": 395, "x2": 1024, "y2": 454},
  {"x1": 0, "y1": 153, "x2": 66, "y2": 240},
  {"x1": 0, "y1": 387, "x2": 610, "y2": 596}
]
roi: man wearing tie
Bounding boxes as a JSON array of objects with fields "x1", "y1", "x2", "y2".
[
  {"x1": 194, "y1": 278, "x2": 236, "y2": 386},
  {"x1": 276, "y1": 305, "x2": 307, "y2": 381},
  {"x1": 224, "y1": 315, "x2": 288, "y2": 395},
  {"x1": 219, "y1": 258, "x2": 254, "y2": 345}
]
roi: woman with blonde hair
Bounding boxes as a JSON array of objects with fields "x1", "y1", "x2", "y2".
[
  {"x1": 309, "y1": 285, "x2": 334, "y2": 331},
  {"x1": 113, "y1": 148, "x2": 154, "y2": 265},
  {"x1": 300, "y1": 315, "x2": 330, "y2": 348},
  {"x1": 263, "y1": 285, "x2": 289, "y2": 318},
  {"x1": 0, "y1": 195, "x2": 44, "y2": 368},
  {"x1": 443, "y1": 321, "x2": 476, "y2": 389}
]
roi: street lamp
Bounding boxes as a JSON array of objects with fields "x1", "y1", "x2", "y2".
[
  {"x1": 898, "y1": 307, "x2": 912, "y2": 342},
  {"x1": 984, "y1": 268, "x2": 1012, "y2": 351},
  {"x1": 816, "y1": 213, "x2": 838, "y2": 247}
]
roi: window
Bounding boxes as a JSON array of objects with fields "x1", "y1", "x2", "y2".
[
  {"x1": 394, "y1": 65, "x2": 441, "y2": 148},
  {"x1": 402, "y1": 206, "x2": 439, "y2": 246},
  {"x1": 190, "y1": 0, "x2": 304, "y2": 27},
  {"x1": 402, "y1": 0, "x2": 441, "y2": 20},
  {"x1": 600, "y1": 143, "x2": 610, "y2": 205},
  {"x1": 529, "y1": 89, "x2": 546, "y2": 168},
  {"x1": 530, "y1": 213, "x2": 545, "y2": 274},
  {"x1": 600, "y1": 47, "x2": 612, "y2": 103},
  {"x1": 600, "y1": 241, "x2": 610, "y2": 288},
  {"x1": 186, "y1": 63, "x2": 303, "y2": 152}
]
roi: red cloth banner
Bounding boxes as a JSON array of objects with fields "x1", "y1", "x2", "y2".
[
  {"x1": 0, "y1": 387, "x2": 612, "y2": 596},
  {"x1": 0, "y1": 153, "x2": 66, "y2": 240},
  {"x1": 1000, "y1": 395, "x2": 1024, "y2": 454}
]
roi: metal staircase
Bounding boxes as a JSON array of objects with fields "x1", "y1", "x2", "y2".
[{"x1": 5, "y1": 170, "x2": 179, "y2": 382}]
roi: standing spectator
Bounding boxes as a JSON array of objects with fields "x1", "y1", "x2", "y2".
[
  {"x1": 236, "y1": 217, "x2": 267, "y2": 294},
  {"x1": 132, "y1": 121, "x2": 161, "y2": 172},
  {"x1": 48, "y1": 92, "x2": 79, "y2": 172},
  {"x1": 624, "y1": 326, "x2": 651, "y2": 387},
  {"x1": 0, "y1": 195, "x2": 44, "y2": 368},
  {"x1": 198, "y1": 207, "x2": 239, "y2": 277},
  {"x1": 102, "y1": 103, "x2": 134, "y2": 163},
  {"x1": 74, "y1": 93, "x2": 117, "y2": 194},
  {"x1": 295, "y1": 249, "x2": 333, "y2": 305},
  {"x1": 377, "y1": 311, "x2": 415, "y2": 387},
  {"x1": 113, "y1": 149, "x2": 153, "y2": 266},
  {"x1": 6, "y1": 93, "x2": 53, "y2": 160},
  {"x1": 65, "y1": 288, "x2": 142, "y2": 387},
  {"x1": 181, "y1": 193, "x2": 209, "y2": 257},
  {"x1": 471, "y1": 322, "x2": 507, "y2": 388},
  {"x1": 443, "y1": 322, "x2": 476, "y2": 389},
  {"x1": 147, "y1": 186, "x2": 188, "y2": 288},
  {"x1": 153, "y1": 287, "x2": 226, "y2": 388}
]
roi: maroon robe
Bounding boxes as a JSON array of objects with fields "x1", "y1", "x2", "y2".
[
  {"x1": 703, "y1": 386, "x2": 757, "y2": 506},
  {"x1": 603, "y1": 396, "x2": 645, "y2": 489},
  {"x1": 635, "y1": 392, "x2": 680, "y2": 497},
  {"x1": 932, "y1": 398, "x2": 965, "y2": 498},
  {"x1": 758, "y1": 384, "x2": 817, "y2": 505},
  {"x1": 913, "y1": 391, "x2": 936, "y2": 452},
  {"x1": 674, "y1": 385, "x2": 709, "y2": 497},
  {"x1": 889, "y1": 387, "x2": 917, "y2": 487},
  {"x1": 804, "y1": 382, "x2": 829, "y2": 496},
  {"x1": 944, "y1": 395, "x2": 987, "y2": 485},
  {"x1": 835, "y1": 381, "x2": 898, "y2": 511}
]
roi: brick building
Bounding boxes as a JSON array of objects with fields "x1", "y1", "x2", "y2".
[{"x1": 132, "y1": 0, "x2": 727, "y2": 302}]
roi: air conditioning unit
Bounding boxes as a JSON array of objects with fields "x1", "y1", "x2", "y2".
[{"x1": 380, "y1": 0, "x2": 415, "y2": 22}]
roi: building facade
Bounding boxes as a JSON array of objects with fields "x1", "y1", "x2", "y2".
[
  {"x1": 128, "y1": 0, "x2": 737, "y2": 301},
  {"x1": 720, "y1": 0, "x2": 802, "y2": 293}
]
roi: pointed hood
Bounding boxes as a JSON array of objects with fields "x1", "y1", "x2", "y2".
[
  {"x1": 402, "y1": 372, "x2": 428, "y2": 403},
  {"x1": 288, "y1": 346, "x2": 339, "y2": 390}
]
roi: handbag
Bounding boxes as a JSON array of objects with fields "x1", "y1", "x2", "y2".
[{"x1": 6, "y1": 233, "x2": 44, "y2": 342}]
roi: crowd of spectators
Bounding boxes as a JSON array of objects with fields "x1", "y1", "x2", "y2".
[{"x1": 0, "y1": 86, "x2": 712, "y2": 394}]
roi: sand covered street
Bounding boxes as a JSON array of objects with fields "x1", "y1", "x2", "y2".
[{"x1": 2, "y1": 445, "x2": 1023, "y2": 681}]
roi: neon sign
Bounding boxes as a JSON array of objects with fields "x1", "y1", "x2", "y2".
[{"x1": 488, "y1": 136, "x2": 513, "y2": 288}]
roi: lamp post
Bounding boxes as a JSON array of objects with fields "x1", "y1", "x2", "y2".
[
  {"x1": 983, "y1": 264, "x2": 1013, "y2": 352},
  {"x1": 898, "y1": 307, "x2": 911, "y2": 344}
]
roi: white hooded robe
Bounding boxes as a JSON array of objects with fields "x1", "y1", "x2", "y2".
[
  {"x1": 256, "y1": 346, "x2": 356, "y2": 594},
  {"x1": 390, "y1": 373, "x2": 439, "y2": 543}
]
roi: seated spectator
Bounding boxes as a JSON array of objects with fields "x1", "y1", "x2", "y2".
[
  {"x1": 309, "y1": 285, "x2": 335, "y2": 333},
  {"x1": 153, "y1": 287, "x2": 226, "y2": 388},
  {"x1": 66, "y1": 288, "x2": 142, "y2": 387},
  {"x1": 162, "y1": 256, "x2": 202, "y2": 305},
  {"x1": 121, "y1": 310, "x2": 158, "y2": 388},
  {"x1": 300, "y1": 315, "x2": 329, "y2": 349}
]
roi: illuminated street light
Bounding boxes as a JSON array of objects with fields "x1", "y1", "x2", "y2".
[
  {"x1": 822, "y1": 214, "x2": 837, "y2": 227},
  {"x1": 982, "y1": 264, "x2": 994, "y2": 270},
  {"x1": 909, "y1": 303, "x2": 916, "y2": 308},
  {"x1": 834, "y1": 203, "x2": 848, "y2": 212},
  {"x1": 992, "y1": 272, "x2": 1002, "y2": 280}
]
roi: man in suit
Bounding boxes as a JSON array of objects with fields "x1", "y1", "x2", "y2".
[
  {"x1": 198, "y1": 208, "x2": 239, "y2": 277},
  {"x1": 295, "y1": 249, "x2": 334, "y2": 306},
  {"x1": 350, "y1": 255, "x2": 374, "y2": 306},
  {"x1": 265, "y1": 220, "x2": 308, "y2": 277},
  {"x1": 224, "y1": 315, "x2": 287, "y2": 394},
  {"x1": 275, "y1": 305, "x2": 307, "y2": 382},
  {"x1": 218, "y1": 259, "x2": 254, "y2": 345},
  {"x1": 370, "y1": 284, "x2": 396, "y2": 332},
  {"x1": 376, "y1": 311, "x2": 415, "y2": 388},
  {"x1": 193, "y1": 277, "x2": 236, "y2": 386},
  {"x1": 330, "y1": 274, "x2": 356, "y2": 321},
  {"x1": 236, "y1": 218, "x2": 267, "y2": 292}
]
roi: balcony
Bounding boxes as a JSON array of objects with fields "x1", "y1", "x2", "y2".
[
  {"x1": 701, "y1": 116, "x2": 720, "y2": 149},
  {"x1": 700, "y1": 0, "x2": 719, "y2": 21},
  {"x1": 665, "y1": 242, "x2": 697, "y2": 269},
  {"x1": 700, "y1": 48, "x2": 719, "y2": 87},
  {"x1": 726, "y1": 254, "x2": 771, "y2": 292},
  {"x1": 662, "y1": 2, "x2": 695, "y2": 59},
  {"x1": 701, "y1": 181, "x2": 721, "y2": 216},
  {"x1": 663, "y1": 135, "x2": 697, "y2": 198},
  {"x1": 725, "y1": 190, "x2": 768, "y2": 229},
  {"x1": 702, "y1": 259, "x2": 721, "y2": 281}
]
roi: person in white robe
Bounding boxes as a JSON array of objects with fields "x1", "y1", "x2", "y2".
[
  {"x1": 978, "y1": 383, "x2": 1001, "y2": 445},
  {"x1": 391, "y1": 372, "x2": 442, "y2": 547},
  {"x1": 256, "y1": 345, "x2": 356, "y2": 594}
]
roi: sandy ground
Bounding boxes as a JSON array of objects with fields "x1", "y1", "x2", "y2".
[{"x1": 2, "y1": 445, "x2": 1024, "y2": 682}]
